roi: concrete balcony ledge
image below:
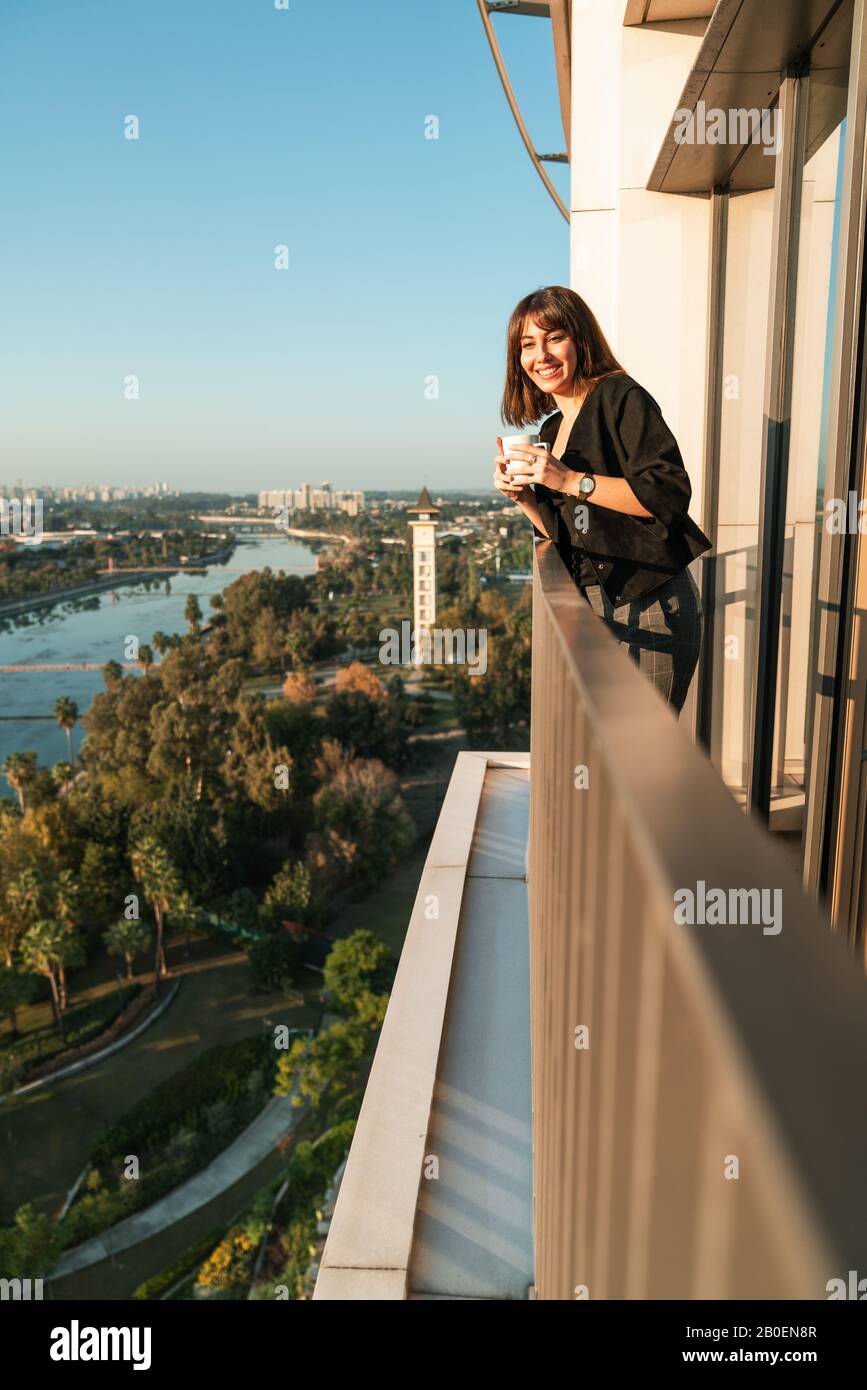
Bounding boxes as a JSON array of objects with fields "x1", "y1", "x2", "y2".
[{"x1": 314, "y1": 751, "x2": 533, "y2": 1301}]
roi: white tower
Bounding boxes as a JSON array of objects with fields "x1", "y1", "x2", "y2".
[{"x1": 407, "y1": 486, "x2": 440, "y2": 665}]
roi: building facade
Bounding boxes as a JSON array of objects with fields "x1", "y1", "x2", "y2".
[
  {"x1": 484, "y1": 0, "x2": 866, "y2": 946},
  {"x1": 257, "y1": 485, "x2": 364, "y2": 516}
]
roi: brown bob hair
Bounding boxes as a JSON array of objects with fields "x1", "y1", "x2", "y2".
[{"x1": 501, "y1": 285, "x2": 624, "y2": 427}]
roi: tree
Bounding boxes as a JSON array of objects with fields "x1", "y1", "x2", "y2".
[
  {"x1": 250, "y1": 608, "x2": 284, "y2": 672},
  {"x1": 220, "y1": 695, "x2": 294, "y2": 813},
  {"x1": 129, "y1": 786, "x2": 225, "y2": 905},
  {"x1": 345, "y1": 607, "x2": 372, "y2": 650},
  {"x1": 307, "y1": 741, "x2": 415, "y2": 893},
  {"x1": 325, "y1": 684, "x2": 407, "y2": 767},
  {"x1": 102, "y1": 919, "x2": 152, "y2": 981},
  {"x1": 259, "y1": 861, "x2": 312, "y2": 931},
  {"x1": 102, "y1": 660, "x2": 124, "y2": 688},
  {"x1": 151, "y1": 630, "x2": 170, "y2": 658},
  {"x1": 78, "y1": 841, "x2": 126, "y2": 928},
  {"x1": 53, "y1": 697, "x2": 79, "y2": 767},
  {"x1": 333, "y1": 662, "x2": 388, "y2": 701},
  {"x1": 273, "y1": 1001, "x2": 387, "y2": 1115},
  {"x1": 283, "y1": 607, "x2": 330, "y2": 669},
  {"x1": 323, "y1": 930, "x2": 393, "y2": 1014},
  {"x1": 19, "y1": 920, "x2": 84, "y2": 1038},
  {"x1": 144, "y1": 644, "x2": 244, "y2": 799},
  {"x1": 52, "y1": 869, "x2": 80, "y2": 1009},
  {"x1": 0, "y1": 1202, "x2": 62, "y2": 1281},
  {"x1": 0, "y1": 847, "x2": 44, "y2": 968},
  {"x1": 247, "y1": 933, "x2": 304, "y2": 992},
  {"x1": 185, "y1": 594, "x2": 203, "y2": 633},
  {"x1": 51, "y1": 761, "x2": 75, "y2": 795},
  {"x1": 451, "y1": 608, "x2": 532, "y2": 749},
  {"x1": 282, "y1": 668, "x2": 317, "y2": 703},
  {"x1": 3, "y1": 752, "x2": 38, "y2": 813},
  {"x1": 6, "y1": 867, "x2": 44, "y2": 933},
  {"x1": 130, "y1": 836, "x2": 182, "y2": 989},
  {"x1": 83, "y1": 664, "x2": 166, "y2": 789},
  {"x1": 137, "y1": 643, "x2": 154, "y2": 672},
  {"x1": 218, "y1": 569, "x2": 310, "y2": 659}
]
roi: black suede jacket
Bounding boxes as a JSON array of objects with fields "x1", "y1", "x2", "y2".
[{"x1": 532, "y1": 371, "x2": 712, "y2": 605}]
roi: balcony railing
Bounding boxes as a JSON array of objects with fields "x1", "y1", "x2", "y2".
[
  {"x1": 529, "y1": 539, "x2": 867, "y2": 1299},
  {"x1": 314, "y1": 539, "x2": 867, "y2": 1300}
]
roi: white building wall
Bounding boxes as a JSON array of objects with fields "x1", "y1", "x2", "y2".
[{"x1": 571, "y1": 9, "x2": 709, "y2": 513}]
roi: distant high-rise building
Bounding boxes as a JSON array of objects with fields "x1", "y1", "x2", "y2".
[{"x1": 257, "y1": 485, "x2": 364, "y2": 517}]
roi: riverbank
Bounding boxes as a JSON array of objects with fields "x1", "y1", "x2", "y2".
[
  {"x1": 0, "y1": 570, "x2": 176, "y2": 620},
  {"x1": 0, "y1": 543, "x2": 235, "y2": 621},
  {"x1": 282, "y1": 527, "x2": 349, "y2": 543}
]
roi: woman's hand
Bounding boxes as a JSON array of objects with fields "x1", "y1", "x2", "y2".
[
  {"x1": 493, "y1": 438, "x2": 530, "y2": 503},
  {"x1": 503, "y1": 445, "x2": 572, "y2": 494}
]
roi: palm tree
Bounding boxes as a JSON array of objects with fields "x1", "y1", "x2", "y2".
[
  {"x1": 53, "y1": 870, "x2": 79, "y2": 1010},
  {"x1": 3, "y1": 752, "x2": 37, "y2": 813},
  {"x1": 53, "y1": 697, "x2": 79, "y2": 767},
  {"x1": 103, "y1": 919, "x2": 152, "y2": 982},
  {"x1": 6, "y1": 868, "x2": 44, "y2": 926},
  {"x1": 102, "y1": 660, "x2": 124, "y2": 688},
  {"x1": 52, "y1": 762, "x2": 75, "y2": 795},
  {"x1": 130, "y1": 837, "x2": 181, "y2": 992},
  {"x1": 151, "y1": 631, "x2": 170, "y2": 659},
  {"x1": 19, "y1": 920, "x2": 83, "y2": 1039},
  {"x1": 138, "y1": 643, "x2": 154, "y2": 672},
  {"x1": 185, "y1": 594, "x2": 202, "y2": 634}
]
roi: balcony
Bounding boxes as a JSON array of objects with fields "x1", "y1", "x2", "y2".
[{"x1": 314, "y1": 540, "x2": 867, "y2": 1300}]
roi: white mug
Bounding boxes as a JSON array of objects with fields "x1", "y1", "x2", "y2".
[
  {"x1": 503, "y1": 437, "x2": 549, "y2": 474},
  {"x1": 501, "y1": 433, "x2": 538, "y2": 460}
]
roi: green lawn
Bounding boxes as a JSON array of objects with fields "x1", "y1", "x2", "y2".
[{"x1": 0, "y1": 938, "x2": 315, "y2": 1223}]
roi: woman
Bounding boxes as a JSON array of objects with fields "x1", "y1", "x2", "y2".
[{"x1": 492, "y1": 285, "x2": 712, "y2": 714}]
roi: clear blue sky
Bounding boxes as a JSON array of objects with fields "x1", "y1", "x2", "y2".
[{"x1": 0, "y1": 0, "x2": 569, "y2": 494}]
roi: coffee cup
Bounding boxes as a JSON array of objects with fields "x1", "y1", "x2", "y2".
[
  {"x1": 502, "y1": 436, "x2": 549, "y2": 474},
  {"x1": 501, "y1": 433, "x2": 539, "y2": 461}
]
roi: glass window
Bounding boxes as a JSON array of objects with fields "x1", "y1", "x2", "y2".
[
  {"x1": 708, "y1": 183, "x2": 777, "y2": 798},
  {"x1": 772, "y1": 120, "x2": 845, "y2": 836}
]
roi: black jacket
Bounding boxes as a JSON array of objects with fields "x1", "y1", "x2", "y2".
[{"x1": 532, "y1": 371, "x2": 712, "y2": 604}]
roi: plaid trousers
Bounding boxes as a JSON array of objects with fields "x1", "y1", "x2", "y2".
[{"x1": 580, "y1": 566, "x2": 703, "y2": 715}]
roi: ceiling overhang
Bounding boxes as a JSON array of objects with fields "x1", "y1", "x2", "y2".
[
  {"x1": 624, "y1": 0, "x2": 716, "y2": 24},
  {"x1": 644, "y1": 0, "x2": 853, "y2": 195}
]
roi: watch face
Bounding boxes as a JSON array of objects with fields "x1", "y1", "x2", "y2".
[{"x1": 580, "y1": 476, "x2": 594, "y2": 494}]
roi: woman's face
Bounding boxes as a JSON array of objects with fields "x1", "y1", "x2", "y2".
[{"x1": 519, "y1": 317, "x2": 578, "y2": 394}]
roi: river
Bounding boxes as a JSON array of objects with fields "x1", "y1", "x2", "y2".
[{"x1": 0, "y1": 534, "x2": 317, "y2": 779}]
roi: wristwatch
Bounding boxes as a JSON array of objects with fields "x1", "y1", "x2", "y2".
[{"x1": 578, "y1": 472, "x2": 596, "y2": 498}]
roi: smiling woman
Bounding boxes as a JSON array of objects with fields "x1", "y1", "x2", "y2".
[{"x1": 492, "y1": 285, "x2": 712, "y2": 715}]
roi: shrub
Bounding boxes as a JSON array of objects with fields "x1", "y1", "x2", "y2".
[
  {"x1": 194, "y1": 1217, "x2": 267, "y2": 1298},
  {"x1": 132, "y1": 1227, "x2": 226, "y2": 1301},
  {"x1": 90, "y1": 1035, "x2": 273, "y2": 1169}
]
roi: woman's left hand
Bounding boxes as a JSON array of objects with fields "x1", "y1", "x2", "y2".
[{"x1": 504, "y1": 446, "x2": 573, "y2": 493}]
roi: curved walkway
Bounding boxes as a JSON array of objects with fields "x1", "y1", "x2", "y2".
[
  {"x1": 55, "y1": 1091, "x2": 304, "y2": 1278},
  {"x1": 0, "y1": 939, "x2": 315, "y2": 1221}
]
